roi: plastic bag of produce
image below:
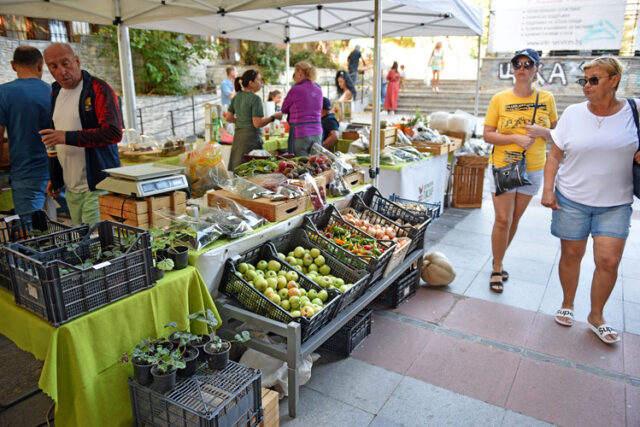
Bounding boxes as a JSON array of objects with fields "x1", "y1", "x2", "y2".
[
  {"x1": 303, "y1": 173, "x2": 325, "y2": 210},
  {"x1": 311, "y1": 143, "x2": 354, "y2": 177},
  {"x1": 182, "y1": 141, "x2": 229, "y2": 197},
  {"x1": 219, "y1": 176, "x2": 272, "y2": 200},
  {"x1": 428, "y1": 111, "x2": 450, "y2": 132},
  {"x1": 200, "y1": 199, "x2": 267, "y2": 238}
]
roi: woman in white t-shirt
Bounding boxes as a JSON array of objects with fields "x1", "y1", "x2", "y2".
[{"x1": 527, "y1": 56, "x2": 638, "y2": 345}]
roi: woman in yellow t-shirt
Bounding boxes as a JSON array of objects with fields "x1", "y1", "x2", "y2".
[{"x1": 483, "y1": 48, "x2": 558, "y2": 293}]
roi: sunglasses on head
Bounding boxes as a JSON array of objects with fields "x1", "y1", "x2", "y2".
[
  {"x1": 577, "y1": 76, "x2": 606, "y2": 87},
  {"x1": 511, "y1": 60, "x2": 535, "y2": 70}
]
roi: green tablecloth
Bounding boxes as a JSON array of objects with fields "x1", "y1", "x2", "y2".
[
  {"x1": 262, "y1": 135, "x2": 289, "y2": 152},
  {"x1": 0, "y1": 189, "x2": 13, "y2": 212},
  {"x1": 120, "y1": 153, "x2": 182, "y2": 167},
  {"x1": 0, "y1": 266, "x2": 220, "y2": 427}
]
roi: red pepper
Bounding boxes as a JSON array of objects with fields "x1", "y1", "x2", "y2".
[
  {"x1": 363, "y1": 244, "x2": 372, "y2": 251},
  {"x1": 326, "y1": 232, "x2": 332, "y2": 238}
]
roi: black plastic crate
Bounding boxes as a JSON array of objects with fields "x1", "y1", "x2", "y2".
[
  {"x1": 302, "y1": 205, "x2": 396, "y2": 285},
  {"x1": 219, "y1": 242, "x2": 340, "y2": 343},
  {"x1": 6, "y1": 221, "x2": 155, "y2": 326},
  {"x1": 321, "y1": 309, "x2": 372, "y2": 356},
  {"x1": 388, "y1": 193, "x2": 441, "y2": 219},
  {"x1": 129, "y1": 361, "x2": 262, "y2": 427},
  {"x1": 269, "y1": 228, "x2": 369, "y2": 314},
  {"x1": 376, "y1": 256, "x2": 423, "y2": 308},
  {"x1": 0, "y1": 210, "x2": 71, "y2": 291}
]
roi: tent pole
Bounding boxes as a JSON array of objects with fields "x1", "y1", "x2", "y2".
[
  {"x1": 371, "y1": 0, "x2": 382, "y2": 188},
  {"x1": 473, "y1": 35, "x2": 481, "y2": 118},
  {"x1": 285, "y1": 24, "x2": 290, "y2": 91},
  {"x1": 117, "y1": 24, "x2": 138, "y2": 131}
]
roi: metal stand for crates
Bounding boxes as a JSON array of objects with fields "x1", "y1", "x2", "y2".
[{"x1": 217, "y1": 248, "x2": 423, "y2": 418}]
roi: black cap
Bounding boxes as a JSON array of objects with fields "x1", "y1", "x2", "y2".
[
  {"x1": 322, "y1": 97, "x2": 332, "y2": 111},
  {"x1": 511, "y1": 48, "x2": 540, "y2": 64}
]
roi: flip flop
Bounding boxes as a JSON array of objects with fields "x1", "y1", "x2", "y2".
[
  {"x1": 554, "y1": 308, "x2": 573, "y2": 326},
  {"x1": 489, "y1": 272, "x2": 503, "y2": 293},
  {"x1": 588, "y1": 323, "x2": 620, "y2": 344}
]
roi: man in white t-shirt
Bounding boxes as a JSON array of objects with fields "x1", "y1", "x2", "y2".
[{"x1": 40, "y1": 43, "x2": 122, "y2": 226}]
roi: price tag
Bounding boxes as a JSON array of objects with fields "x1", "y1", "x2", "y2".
[
  {"x1": 27, "y1": 283, "x2": 38, "y2": 299},
  {"x1": 3, "y1": 215, "x2": 19, "y2": 222},
  {"x1": 93, "y1": 261, "x2": 112, "y2": 270}
]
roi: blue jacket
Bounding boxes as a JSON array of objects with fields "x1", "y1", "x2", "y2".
[{"x1": 49, "y1": 70, "x2": 122, "y2": 192}]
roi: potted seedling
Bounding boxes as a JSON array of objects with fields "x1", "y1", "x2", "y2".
[
  {"x1": 188, "y1": 309, "x2": 218, "y2": 361},
  {"x1": 164, "y1": 322, "x2": 200, "y2": 378},
  {"x1": 203, "y1": 331, "x2": 251, "y2": 371},
  {"x1": 119, "y1": 338, "x2": 157, "y2": 386},
  {"x1": 150, "y1": 347, "x2": 185, "y2": 394},
  {"x1": 166, "y1": 222, "x2": 199, "y2": 270},
  {"x1": 150, "y1": 228, "x2": 172, "y2": 280}
]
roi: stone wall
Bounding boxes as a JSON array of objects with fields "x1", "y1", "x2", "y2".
[{"x1": 479, "y1": 56, "x2": 640, "y2": 97}]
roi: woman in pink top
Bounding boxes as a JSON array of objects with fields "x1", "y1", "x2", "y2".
[
  {"x1": 282, "y1": 62, "x2": 323, "y2": 156},
  {"x1": 385, "y1": 61, "x2": 400, "y2": 114}
]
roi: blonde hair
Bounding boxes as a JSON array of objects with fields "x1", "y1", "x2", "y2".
[
  {"x1": 295, "y1": 61, "x2": 317, "y2": 82},
  {"x1": 583, "y1": 56, "x2": 623, "y2": 90}
]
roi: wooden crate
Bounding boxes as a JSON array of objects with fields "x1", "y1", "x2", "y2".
[
  {"x1": 369, "y1": 127, "x2": 397, "y2": 154},
  {"x1": 448, "y1": 136, "x2": 463, "y2": 153},
  {"x1": 98, "y1": 192, "x2": 186, "y2": 228},
  {"x1": 412, "y1": 141, "x2": 448, "y2": 155},
  {"x1": 207, "y1": 189, "x2": 309, "y2": 222},
  {"x1": 452, "y1": 156, "x2": 488, "y2": 208},
  {"x1": 343, "y1": 170, "x2": 365, "y2": 188},
  {"x1": 259, "y1": 388, "x2": 279, "y2": 427}
]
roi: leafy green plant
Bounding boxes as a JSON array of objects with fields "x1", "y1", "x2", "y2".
[
  {"x1": 153, "y1": 348, "x2": 186, "y2": 373},
  {"x1": 119, "y1": 337, "x2": 157, "y2": 365},
  {"x1": 156, "y1": 258, "x2": 174, "y2": 271},
  {"x1": 188, "y1": 309, "x2": 219, "y2": 335},
  {"x1": 241, "y1": 41, "x2": 285, "y2": 84},
  {"x1": 94, "y1": 27, "x2": 220, "y2": 95},
  {"x1": 407, "y1": 110, "x2": 429, "y2": 128},
  {"x1": 206, "y1": 331, "x2": 251, "y2": 353}
]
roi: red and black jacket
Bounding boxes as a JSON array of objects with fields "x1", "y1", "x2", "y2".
[{"x1": 49, "y1": 70, "x2": 122, "y2": 192}]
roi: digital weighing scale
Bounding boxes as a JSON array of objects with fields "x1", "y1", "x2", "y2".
[{"x1": 96, "y1": 163, "x2": 188, "y2": 197}]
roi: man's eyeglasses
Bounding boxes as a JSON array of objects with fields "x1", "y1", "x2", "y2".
[
  {"x1": 511, "y1": 60, "x2": 535, "y2": 70},
  {"x1": 577, "y1": 76, "x2": 606, "y2": 87}
]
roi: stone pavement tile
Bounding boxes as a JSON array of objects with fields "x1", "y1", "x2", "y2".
[
  {"x1": 501, "y1": 410, "x2": 555, "y2": 426},
  {"x1": 624, "y1": 301, "x2": 640, "y2": 336},
  {"x1": 621, "y1": 256, "x2": 640, "y2": 280},
  {"x1": 438, "y1": 228, "x2": 492, "y2": 252},
  {"x1": 0, "y1": 391, "x2": 54, "y2": 427},
  {"x1": 479, "y1": 255, "x2": 554, "y2": 287},
  {"x1": 524, "y1": 313, "x2": 624, "y2": 373},
  {"x1": 392, "y1": 287, "x2": 457, "y2": 324},
  {"x1": 427, "y1": 265, "x2": 478, "y2": 296},
  {"x1": 504, "y1": 240, "x2": 559, "y2": 264},
  {"x1": 508, "y1": 226, "x2": 559, "y2": 248},
  {"x1": 626, "y1": 384, "x2": 640, "y2": 427},
  {"x1": 546, "y1": 263, "x2": 624, "y2": 300},
  {"x1": 506, "y1": 358, "x2": 626, "y2": 427},
  {"x1": 442, "y1": 298, "x2": 536, "y2": 347},
  {"x1": 623, "y1": 332, "x2": 640, "y2": 378},
  {"x1": 623, "y1": 277, "x2": 640, "y2": 304},
  {"x1": 302, "y1": 357, "x2": 402, "y2": 415},
  {"x1": 622, "y1": 241, "x2": 640, "y2": 260},
  {"x1": 452, "y1": 214, "x2": 494, "y2": 236},
  {"x1": 464, "y1": 270, "x2": 547, "y2": 312},
  {"x1": 369, "y1": 415, "x2": 404, "y2": 427},
  {"x1": 377, "y1": 376, "x2": 507, "y2": 427},
  {"x1": 352, "y1": 314, "x2": 433, "y2": 375},
  {"x1": 279, "y1": 386, "x2": 375, "y2": 427},
  {"x1": 427, "y1": 242, "x2": 491, "y2": 272},
  {"x1": 406, "y1": 333, "x2": 521, "y2": 407}
]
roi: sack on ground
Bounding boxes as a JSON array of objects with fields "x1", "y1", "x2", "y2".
[{"x1": 421, "y1": 251, "x2": 455, "y2": 286}]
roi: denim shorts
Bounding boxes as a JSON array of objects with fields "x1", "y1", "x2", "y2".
[
  {"x1": 488, "y1": 168, "x2": 543, "y2": 197},
  {"x1": 551, "y1": 190, "x2": 632, "y2": 240},
  {"x1": 11, "y1": 179, "x2": 48, "y2": 215}
]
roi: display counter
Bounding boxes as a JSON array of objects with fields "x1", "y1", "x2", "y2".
[{"x1": 0, "y1": 266, "x2": 219, "y2": 427}]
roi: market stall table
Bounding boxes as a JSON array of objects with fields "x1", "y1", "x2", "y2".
[{"x1": 0, "y1": 266, "x2": 220, "y2": 427}]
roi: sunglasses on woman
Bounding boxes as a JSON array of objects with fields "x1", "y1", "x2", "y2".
[
  {"x1": 511, "y1": 60, "x2": 535, "y2": 70},
  {"x1": 577, "y1": 76, "x2": 606, "y2": 87}
]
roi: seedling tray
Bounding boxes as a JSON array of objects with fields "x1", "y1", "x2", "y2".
[
  {"x1": 321, "y1": 309, "x2": 372, "y2": 356},
  {"x1": 0, "y1": 210, "x2": 71, "y2": 291},
  {"x1": 6, "y1": 221, "x2": 154, "y2": 326},
  {"x1": 302, "y1": 205, "x2": 395, "y2": 285},
  {"x1": 220, "y1": 242, "x2": 340, "y2": 343},
  {"x1": 376, "y1": 256, "x2": 423, "y2": 308},
  {"x1": 129, "y1": 361, "x2": 262, "y2": 427},
  {"x1": 269, "y1": 228, "x2": 369, "y2": 314}
]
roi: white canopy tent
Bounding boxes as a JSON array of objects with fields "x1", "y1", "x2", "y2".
[
  {"x1": 0, "y1": 0, "x2": 349, "y2": 129},
  {"x1": 136, "y1": 0, "x2": 483, "y2": 185}
]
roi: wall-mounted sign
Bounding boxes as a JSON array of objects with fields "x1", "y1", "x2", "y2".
[{"x1": 488, "y1": 0, "x2": 626, "y2": 53}]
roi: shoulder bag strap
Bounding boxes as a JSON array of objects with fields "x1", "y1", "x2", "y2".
[
  {"x1": 491, "y1": 90, "x2": 540, "y2": 163},
  {"x1": 627, "y1": 98, "x2": 640, "y2": 154}
]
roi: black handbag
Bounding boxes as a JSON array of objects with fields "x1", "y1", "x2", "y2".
[
  {"x1": 626, "y1": 98, "x2": 640, "y2": 199},
  {"x1": 491, "y1": 91, "x2": 539, "y2": 196}
]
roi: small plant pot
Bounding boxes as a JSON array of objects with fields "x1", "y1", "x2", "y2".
[
  {"x1": 150, "y1": 366, "x2": 177, "y2": 394},
  {"x1": 132, "y1": 360, "x2": 153, "y2": 386},
  {"x1": 193, "y1": 334, "x2": 212, "y2": 362},
  {"x1": 203, "y1": 341, "x2": 230, "y2": 371},
  {"x1": 152, "y1": 266, "x2": 165, "y2": 281},
  {"x1": 168, "y1": 246, "x2": 189, "y2": 270},
  {"x1": 154, "y1": 339, "x2": 174, "y2": 353},
  {"x1": 177, "y1": 346, "x2": 199, "y2": 378}
]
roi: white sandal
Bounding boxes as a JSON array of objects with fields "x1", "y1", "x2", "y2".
[
  {"x1": 554, "y1": 308, "x2": 573, "y2": 326},
  {"x1": 588, "y1": 323, "x2": 620, "y2": 344}
]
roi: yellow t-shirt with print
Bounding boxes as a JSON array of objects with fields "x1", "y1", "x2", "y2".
[{"x1": 484, "y1": 89, "x2": 558, "y2": 171}]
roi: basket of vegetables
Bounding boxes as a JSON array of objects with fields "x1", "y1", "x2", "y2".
[{"x1": 302, "y1": 206, "x2": 396, "y2": 285}]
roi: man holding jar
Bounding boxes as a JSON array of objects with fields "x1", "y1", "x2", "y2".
[
  {"x1": 40, "y1": 43, "x2": 122, "y2": 226},
  {"x1": 0, "y1": 46, "x2": 50, "y2": 214}
]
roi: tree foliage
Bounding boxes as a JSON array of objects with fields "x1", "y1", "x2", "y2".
[{"x1": 94, "y1": 27, "x2": 219, "y2": 95}]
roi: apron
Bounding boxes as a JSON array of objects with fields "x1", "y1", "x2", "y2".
[
  {"x1": 228, "y1": 127, "x2": 262, "y2": 172},
  {"x1": 287, "y1": 121, "x2": 321, "y2": 154}
]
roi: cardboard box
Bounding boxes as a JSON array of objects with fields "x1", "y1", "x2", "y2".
[{"x1": 207, "y1": 189, "x2": 309, "y2": 222}]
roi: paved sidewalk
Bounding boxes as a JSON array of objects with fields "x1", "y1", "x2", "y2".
[{"x1": 280, "y1": 189, "x2": 640, "y2": 426}]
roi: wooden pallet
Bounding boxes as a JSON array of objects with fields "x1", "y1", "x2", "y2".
[
  {"x1": 98, "y1": 191, "x2": 186, "y2": 228},
  {"x1": 259, "y1": 388, "x2": 279, "y2": 427}
]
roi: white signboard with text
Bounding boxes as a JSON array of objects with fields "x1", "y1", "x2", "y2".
[{"x1": 488, "y1": 0, "x2": 626, "y2": 53}]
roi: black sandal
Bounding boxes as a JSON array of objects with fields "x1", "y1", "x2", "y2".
[
  {"x1": 502, "y1": 270, "x2": 509, "y2": 281},
  {"x1": 490, "y1": 272, "x2": 503, "y2": 293}
]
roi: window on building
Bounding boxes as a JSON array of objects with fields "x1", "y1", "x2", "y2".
[
  {"x1": 49, "y1": 19, "x2": 68, "y2": 42},
  {"x1": 4, "y1": 15, "x2": 28, "y2": 40}
]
